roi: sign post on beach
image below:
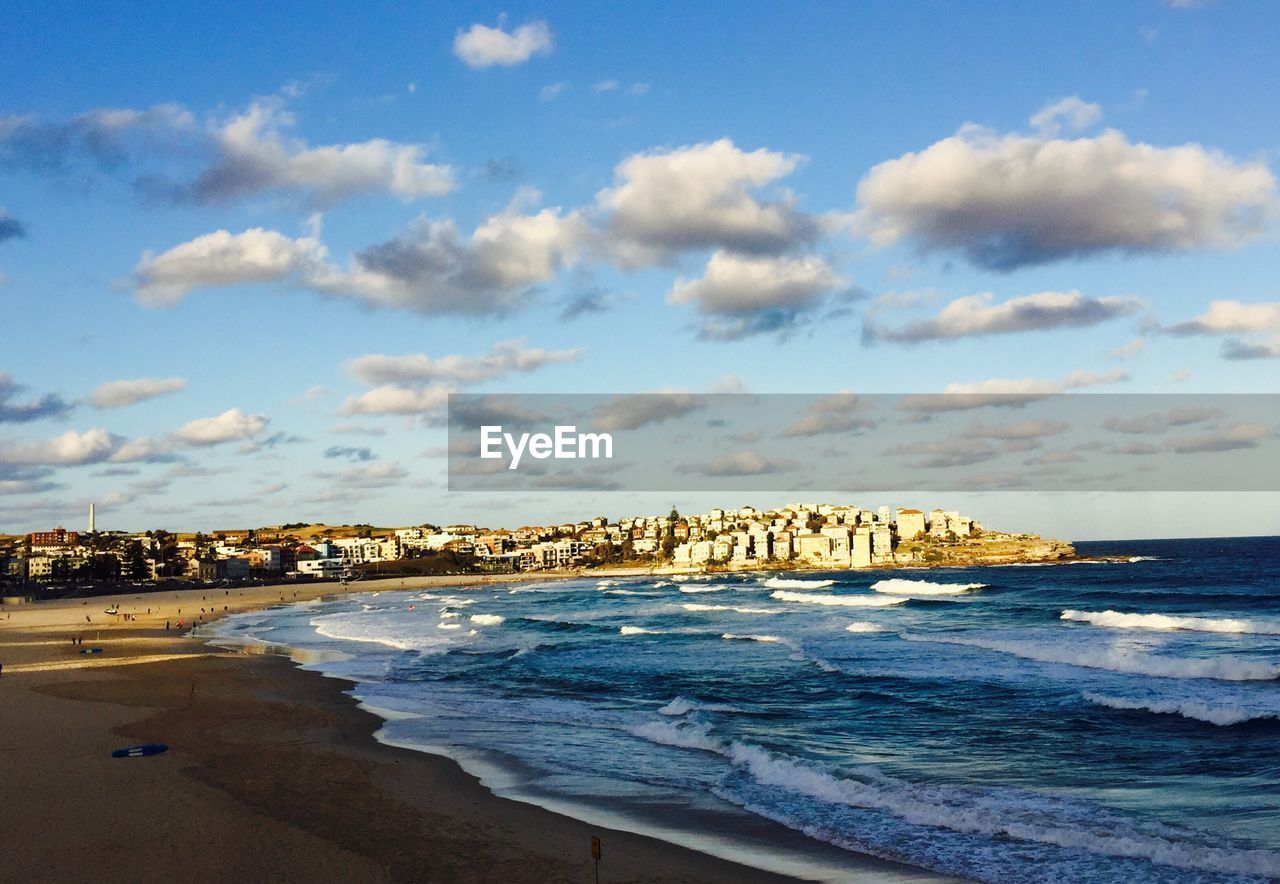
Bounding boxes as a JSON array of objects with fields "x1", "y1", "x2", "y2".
[{"x1": 591, "y1": 835, "x2": 601, "y2": 883}]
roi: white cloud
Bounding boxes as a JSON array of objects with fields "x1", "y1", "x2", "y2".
[
  {"x1": 865, "y1": 290, "x2": 1140, "y2": 343},
  {"x1": 667, "y1": 251, "x2": 847, "y2": 339},
  {"x1": 134, "y1": 228, "x2": 327, "y2": 305},
  {"x1": 0, "y1": 428, "x2": 120, "y2": 465},
  {"x1": 597, "y1": 139, "x2": 816, "y2": 264},
  {"x1": 346, "y1": 339, "x2": 582, "y2": 386},
  {"x1": 173, "y1": 408, "x2": 269, "y2": 446},
  {"x1": 90, "y1": 376, "x2": 186, "y2": 408},
  {"x1": 454, "y1": 20, "x2": 554, "y2": 68},
  {"x1": 133, "y1": 200, "x2": 587, "y2": 314},
  {"x1": 591, "y1": 80, "x2": 620, "y2": 94},
  {"x1": 1165, "y1": 299, "x2": 1280, "y2": 361},
  {"x1": 855, "y1": 124, "x2": 1274, "y2": 269},
  {"x1": 160, "y1": 98, "x2": 453, "y2": 204},
  {"x1": 1029, "y1": 96, "x2": 1102, "y2": 136},
  {"x1": 1111, "y1": 337, "x2": 1147, "y2": 360},
  {"x1": 340, "y1": 384, "x2": 452, "y2": 417},
  {"x1": 898, "y1": 369, "x2": 1128, "y2": 417},
  {"x1": 1063, "y1": 368, "x2": 1130, "y2": 389}
]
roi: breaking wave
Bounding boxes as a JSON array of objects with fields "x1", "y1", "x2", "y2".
[
  {"x1": 721, "y1": 633, "x2": 783, "y2": 643},
  {"x1": 470, "y1": 614, "x2": 505, "y2": 626},
  {"x1": 845, "y1": 621, "x2": 884, "y2": 633},
  {"x1": 771, "y1": 590, "x2": 906, "y2": 608},
  {"x1": 872, "y1": 579, "x2": 986, "y2": 596},
  {"x1": 1061, "y1": 609, "x2": 1280, "y2": 635},
  {"x1": 682, "y1": 603, "x2": 776, "y2": 614},
  {"x1": 763, "y1": 577, "x2": 836, "y2": 589},
  {"x1": 1082, "y1": 691, "x2": 1280, "y2": 727},
  {"x1": 905, "y1": 634, "x2": 1280, "y2": 681},
  {"x1": 658, "y1": 696, "x2": 744, "y2": 716}
]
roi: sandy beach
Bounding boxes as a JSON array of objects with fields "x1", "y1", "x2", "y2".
[{"x1": 0, "y1": 577, "x2": 944, "y2": 883}]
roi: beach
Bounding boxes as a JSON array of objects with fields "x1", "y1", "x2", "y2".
[{"x1": 0, "y1": 577, "x2": 935, "y2": 883}]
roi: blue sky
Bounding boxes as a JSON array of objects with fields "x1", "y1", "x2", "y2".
[{"x1": 2, "y1": 1, "x2": 1279, "y2": 538}]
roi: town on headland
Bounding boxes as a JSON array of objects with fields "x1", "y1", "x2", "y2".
[{"x1": 2, "y1": 502, "x2": 1077, "y2": 598}]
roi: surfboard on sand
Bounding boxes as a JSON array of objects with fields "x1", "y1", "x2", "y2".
[
  {"x1": 79, "y1": 647, "x2": 104, "y2": 654},
  {"x1": 112, "y1": 744, "x2": 168, "y2": 758}
]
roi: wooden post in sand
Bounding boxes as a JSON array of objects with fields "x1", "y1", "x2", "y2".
[{"x1": 591, "y1": 835, "x2": 601, "y2": 884}]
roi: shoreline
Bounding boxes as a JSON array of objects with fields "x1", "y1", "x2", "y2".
[{"x1": 0, "y1": 572, "x2": 950, "y2": 883}]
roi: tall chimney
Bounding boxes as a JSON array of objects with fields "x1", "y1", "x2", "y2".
[{"x1": 89, "y1": 502, "x2": 96, "y2": 533}]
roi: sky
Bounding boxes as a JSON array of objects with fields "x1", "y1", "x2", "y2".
[{"x1": 2, "y1": 0, "x2": 1279, "y2": 540}]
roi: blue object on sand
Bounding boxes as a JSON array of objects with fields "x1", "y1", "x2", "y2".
[
  {"x1": 80, "y1": 647, "x2": 103, "y2": 654},
  {"x1": 112, "y1": 743, "x2": 168, "y2": 758}
]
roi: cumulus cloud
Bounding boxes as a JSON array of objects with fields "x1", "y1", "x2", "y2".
[
  {"x1": 0, "y1": 209, "x2": 26, "y2": 244},
  {"x1": 173, "y1": 408, "x2": 269, "y2": 446},
  {"x1": 896, "y1": 369, "x2": 1128, "y2": 418},
  {"x1": 593, "y1": 393, "x2": 704, "y2": 432},
  {"x1": 855, "y1": 123, "x2": 1275, "y2": 270},
  {"x1": 667, "y1": 251, "x2": 848, "y2": 339},
  {"x1": 454, "y1": 19, "x2": 554, "y2": 68},
  {"x1": 134, "y1": 198, "x2": 586, "y2": 314},
  {"x1": 1165, "y1": 422, "x2": 1269, "y2": 453},
  {"x1": 680, "y1": 449, "x2": 792, "y2": 477},
  {"x1": 0, "y1": 428, "x2": 121, "y2": 466},
  {"x1": 133, "y1": 228, "x2": 327, "y2": 305},
  {"x1": 89, "y1": 376, "x2": 186, "y2": 408},
  {"x1": 0, "y1": 373, "x2": 73, "y2": 423},
  {"x1": 1165, "y1": 299, "x2": 1280, "y2": 361},
  {"x1": 346, "y1": 339, "x2": 582, "y2": 386},
  {"x1": 340, "y1": 383, "x2": 452, "y2": 417},
  {"x1": 0, "y1": 103, "x2": 194, "y2": 174},
  {"x1": 782, "y1": 393, "x2": 877, "y2": 437},
  {"x1": 148, "y1": 98, "x2": 453, "y2": 205},
  {"x1": 597, "y1": 139, "x2": 817, "y2": 264},
  {"x1": 865, "y1": 290, "x2": 1140, "y2": 343},
  {"x1": 1102, "y1": 407, "x2": 1223, "y2": 435}
]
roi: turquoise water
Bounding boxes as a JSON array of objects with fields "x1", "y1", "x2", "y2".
[{"x1": 210, "y1": 538, "x2": 1280, "y2": 882}]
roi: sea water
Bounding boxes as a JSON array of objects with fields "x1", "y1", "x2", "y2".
[{"x1": 209, "y1": 537, "x2": 1280, "y2": 882}]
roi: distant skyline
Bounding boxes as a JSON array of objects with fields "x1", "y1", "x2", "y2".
[{"x1": 2, "y1": 1, "x2": 1279, "y2": 539}]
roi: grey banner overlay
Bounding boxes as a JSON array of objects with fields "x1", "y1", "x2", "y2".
[{"x1": 447, "y1": 393, "x2": 1280, "y2": 492}]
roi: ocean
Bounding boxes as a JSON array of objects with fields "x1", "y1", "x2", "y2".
[{"x1": 208, "y1": 537, "x2": 1280, "y2": 882}]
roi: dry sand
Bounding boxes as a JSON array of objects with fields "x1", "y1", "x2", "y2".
[{"x1": 0, "y1": 577, "x2": 946, "y2": 883}]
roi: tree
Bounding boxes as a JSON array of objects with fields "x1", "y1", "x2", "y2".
[{"x1": 126, "y1": 541, "x2": 150, "y2": 581}]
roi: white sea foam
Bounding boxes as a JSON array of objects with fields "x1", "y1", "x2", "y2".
[
  {"x1": 653, "y1": 581, "x2": 675, "y2": 588},
  {"x1": 672, "y1": 575, "x2": 690, "y2": 582},
  {"x1": 763, "y1": 577, "x2": 836, "y2": 589},
  {"x1": 871, "y1": 578, "x2": 985, "y2": 596},
  {"x1": 770, "y1": 590, "x2": 906, "y2": 608},
  {"x1": 311, "y1": 613, "x2": 447, "y2": 652},
  {"x1": 720, "y1": 741, "x2": 1280, "y2": 879},
  {"x1": 619, "y1": 625, "x2": 660, "y2": 635},
  {"x1": 721, "y1": 633, "x2": 782, "y2": 643},
  {"x1": 905, "y1": 634, "x2": 1280, "y2": 681},
  {"x1": 679, "y1": 585, "x2": 724, "y2": 594},
  {"x1": 1128, "y1": 556, "x2": 1161, "y2": 562},
  {"x1": 437, "y1": 622, "x2": 461, "y2": 630},
  {"x1": 1061, "y1": 609, "x2": 1280, "y2": 635},
  {"x1": 682, "y1": 603, "x2": 775, "y2": 614},
  {"x1": 629, "y1": 719, "x2": 723, "y2": 752},
  {"x1": 439, "y1": 610, "x2": 461, "y2": 619},
  {"x1": 596, "y1": 579, "x2": 620, "y2": 587},
  {"x1": 845, "y1": 621, "x2": 884, "y2": 633},
  {"x1": 657, "y1": 696, "x2": 743, "y2": 716},
  {"x1": 1081, "y1": 691, "x2": 1280, "y2": 727},
  {"x1": 470, "y1": 614, "x2": 505, "y2": 626},
  {"x1": 605, "y1": 589, "x2": 663, "y2": 596}
]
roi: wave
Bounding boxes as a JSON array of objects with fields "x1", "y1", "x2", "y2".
[
  {"x1": 871, "y1": 578, "x2": 985, "y2": 596},
  {"x1": 1061, "y1": 609, "x2": 1280, "y2": 635},
  {"x1": 470, "y1": 614, "x2": 505, "y2": 626},
  {"x1": 619, "y1": 625, "x2": 659, "y2": 635},
  {"x1": 679, "y1": 586, "x2": 725, "y2": 594},
  {"x1": 596, "y1": 579, "x2": 620, "y2": 588},
  {"x1": 1128, "y1": 556, "x2": 1161, "y2": 562},
  {"x1": 763, "y1": 577, "x2": 836, "y2": 589},
  {"x1": 437, "y1": 622, "x2": 461, "y2": 630},
  {"x1": 682, "y1": 603, "x2": 776, "y2": 615},
  {"x1": 905, "y1": 633, "x2": 1280, "y2": 681},
  {"x1": 311, "y1": 613, "x2": 450, "y2": 653},
  {"x1": 845, "y1": 621, "x2": 884, "y2": 633},
  {"x1": 653, "y1": 581, "x2": 675, "y2": 588},
  {"x1": 629, "y1": 719, "x2": 723, "y2": 752},
  {"x1": 721, "y1": 741, "x2": 1280, "y2": 879},
  {"x1": 439, "y1": 610, "x2": 461, "y2": 619},
  {"x1": 605, "y1": 589, "x2": 663, "y2": 596},
  {"x1": 771, "y1": 590, "x2": 906, "y2": 608},
  {"x1": 1081, "y1": 691, "x2": 1280, "y2": 727},
  {"x1": 721, "y1": 633, "x2": 782, "y2": 643},
  {"x1": 658, "y1": 696, "x2": 744, "y2": 716}
]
